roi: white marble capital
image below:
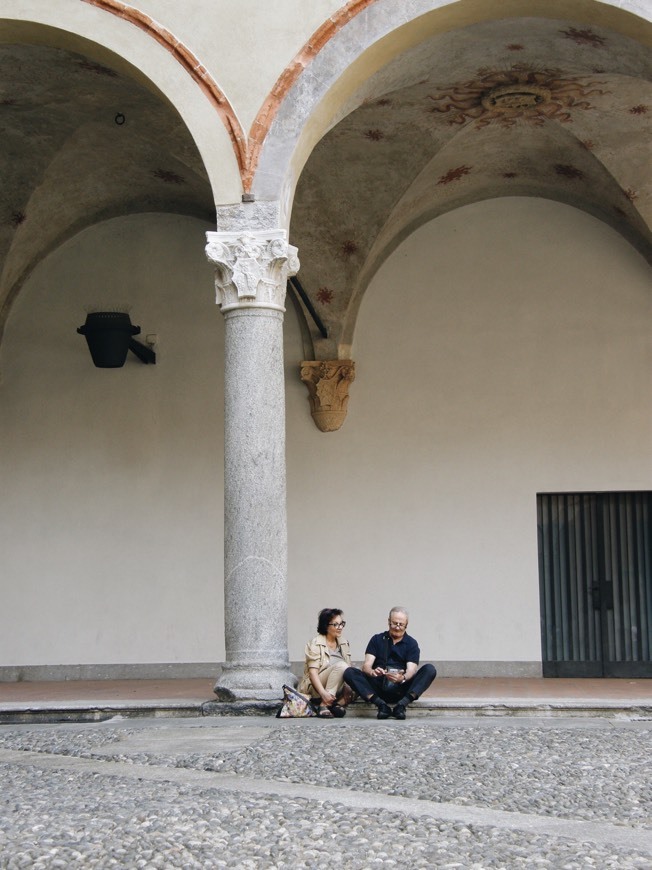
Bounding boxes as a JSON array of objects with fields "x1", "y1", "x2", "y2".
[{"x1": 206, "y1": 230, "x2": 299, "y2": 313}]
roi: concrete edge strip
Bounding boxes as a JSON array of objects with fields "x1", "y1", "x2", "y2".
[
  {"x1": 1, "y1": 699, "x2": 650, "y2": 711},
  {"x1": 0, "y1": 748, "x2": 650, "y2": 855}
]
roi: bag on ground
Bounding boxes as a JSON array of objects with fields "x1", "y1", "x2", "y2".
[{"x1": 276, "y1": 684, "x2": 316, "y2": 718}]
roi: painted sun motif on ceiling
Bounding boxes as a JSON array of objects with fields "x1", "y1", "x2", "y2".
[{"x1": 427, "y1": 65, "x2": 610, "y2": 129}]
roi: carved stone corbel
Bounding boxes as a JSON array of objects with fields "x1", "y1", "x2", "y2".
[{"x1": 300, "y1": 360, "x2": 355, "y2": 432}]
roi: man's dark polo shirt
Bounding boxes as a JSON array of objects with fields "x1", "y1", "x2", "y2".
[{"x1": 366, "y1": 631, "x2": 421, "y2": 670}]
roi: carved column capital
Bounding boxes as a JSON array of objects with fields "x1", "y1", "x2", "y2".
[
  {"x1": 300, "y1": 360, "x2": 355, "y2": 432},
  {"x1": 205, "y1": 230, "x2": 299, "y2": 313}
]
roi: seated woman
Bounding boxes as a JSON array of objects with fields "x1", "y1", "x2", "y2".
[{"x1": 298, "y1": 608, "x2": 352, "y2": 718}]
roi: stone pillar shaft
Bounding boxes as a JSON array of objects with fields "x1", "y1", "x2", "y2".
[
  {"x1": 206, "y1": 228, "x2": 298, "y2": 700},
  {"x1": 222, "y1": 307, "x2": 289, "y2": 694}
]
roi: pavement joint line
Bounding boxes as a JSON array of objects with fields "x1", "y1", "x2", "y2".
[{"x1": 1, "y1": 748, "x2": 650, "y2": 855}]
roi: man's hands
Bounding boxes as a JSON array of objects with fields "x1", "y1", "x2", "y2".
[
  {"x1": 370, "y1": 666, "x2": 405, "y2": 682},
  {"x1": 363, "y1": 653, "x2": 405, "y2": 682}
]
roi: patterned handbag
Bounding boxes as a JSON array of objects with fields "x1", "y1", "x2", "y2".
[{"x1": 276, "y1": 684, "x2": 317, "y2": 718}]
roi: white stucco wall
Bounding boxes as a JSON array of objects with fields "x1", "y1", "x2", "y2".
[
  {"x1": 0, "y1": 198, "x2": 650, "y2": 675},
  {"x1": 0, "y1": 213, "x2": 224, "y2": 668},
  {"x1": 285, "y1": 197, "x2": 652, "y2": 668}
]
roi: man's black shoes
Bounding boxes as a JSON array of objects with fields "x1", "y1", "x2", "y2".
[
  {"x1": 376, "y1": 702, "x2": 392, "y2": 719},
  {"x1": 392, "y1": 703, "x2": 407, "y2": 720},
  {"x1": 373, "y1": 697, "x2": 407, "y2": 719}
]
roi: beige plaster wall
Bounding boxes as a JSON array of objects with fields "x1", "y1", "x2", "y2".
[
  {"x1": 285, "y1": 197, "x2": 652, "y2": 666},
  {"x1": 0, "y1": 213, "x2": 224, "y2": 666}
]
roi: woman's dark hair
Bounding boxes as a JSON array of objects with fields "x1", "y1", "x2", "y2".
[{"x1": 317, "y1": 608, "x2": 343, "y2": 635}]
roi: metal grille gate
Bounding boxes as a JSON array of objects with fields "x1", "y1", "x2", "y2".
[{"x1": 537, "y1": 491, "x2": 652, "y2": 677}]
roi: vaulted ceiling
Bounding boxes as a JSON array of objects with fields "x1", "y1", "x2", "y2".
[
  {"x1": 0, "y1": 35, "x2": 213, "y2": 341},
  {"x1": 0, "y1": 14, "x2": 650, "y2": 361},
  {"x1": 290, "y1": 16, "x2": 652, "y2": 359}
]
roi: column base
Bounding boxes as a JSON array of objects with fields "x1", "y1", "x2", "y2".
[{"x1": 213, "y1": 661, "x2": 297, "y2": 701}]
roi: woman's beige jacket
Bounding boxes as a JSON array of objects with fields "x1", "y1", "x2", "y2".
[{"x1": 297, "y1": 634, "x2": 352, "y2": 695}]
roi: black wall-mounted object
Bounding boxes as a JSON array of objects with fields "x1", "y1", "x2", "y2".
[{"x1": 77, "y1": 312, "x2": 156, "y2": 367}]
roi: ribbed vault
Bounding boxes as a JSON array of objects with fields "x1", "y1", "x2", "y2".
[{"x1": 290, "y1": 16, "x2": 652, "y2": 359}]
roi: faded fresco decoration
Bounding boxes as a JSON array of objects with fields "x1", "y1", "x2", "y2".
[{"x1": 427, "y1": 67, "x2": 610, "y2": 129}]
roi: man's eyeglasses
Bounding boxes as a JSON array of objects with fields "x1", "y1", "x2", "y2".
[
  {"x1": 389, "y1": 621, "x2": 407, "y2": 629},
  {"x1": 329, "y1": 621, "x2": 346, "y2": 628}
]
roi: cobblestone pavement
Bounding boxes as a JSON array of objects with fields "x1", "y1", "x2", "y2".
[{"x1": 0, "y1": 715, "x2": 650, "y2": 868}]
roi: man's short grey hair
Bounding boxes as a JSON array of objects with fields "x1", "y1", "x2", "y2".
[{"x1": 389, "y1": 607, "x2": 409, "y2": 621}]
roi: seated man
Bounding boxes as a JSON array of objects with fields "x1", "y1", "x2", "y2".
[{"x1": 343, "y1": 606, "x2": 436, "y2": 719}]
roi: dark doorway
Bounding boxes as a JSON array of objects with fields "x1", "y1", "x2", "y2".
[{"x1": 538, "y1": 491, "x2": 652, "y2": 677}]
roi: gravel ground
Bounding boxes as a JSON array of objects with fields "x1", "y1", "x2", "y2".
[
  {"x1": 0, "y1": 718, "x2": 650, "y2": 868},
  {"x1": 1, "y1": 721, "x2": 649, "y2": 828}
]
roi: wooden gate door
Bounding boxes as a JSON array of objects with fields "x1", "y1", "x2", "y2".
[{"x1": 538, "y1": 491, "x2": 652, "y2": 677}]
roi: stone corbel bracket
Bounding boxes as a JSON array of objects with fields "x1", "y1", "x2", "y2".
[{"x1": 300, "y1": 360, "x2": 355, "y2": 432}]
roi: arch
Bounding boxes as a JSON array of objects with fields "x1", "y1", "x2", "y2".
[
  {"x1": 252, "y1": 0, "x2": 652, "y2": 225},
  {"x1": 343, "y1": 192, "x2": 651, "y2": 358},
  {"x1": 0, "y1": 20, "x2": 220, "y2": 345},
  {"x1": 337, "y1": 110, "x2": 652, "y2": 352},
  {"x1": 0, "y1": 1, "x2": 243, "y2": 204},
  {"x1": 245, "y1": 0, "x2": 376, "y2": 193},
  {"x1": 80, "y1": 0, "x2": 247, "y2": 182}
]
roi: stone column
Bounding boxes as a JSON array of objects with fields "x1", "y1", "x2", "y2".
[{"x1": 206, "y1": 229, "x2": 299, "y2": 699}]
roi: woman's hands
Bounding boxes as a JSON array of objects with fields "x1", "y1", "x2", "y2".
[{"x1": 309, "y1": 668, "x2": 337, "y2": 706}]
